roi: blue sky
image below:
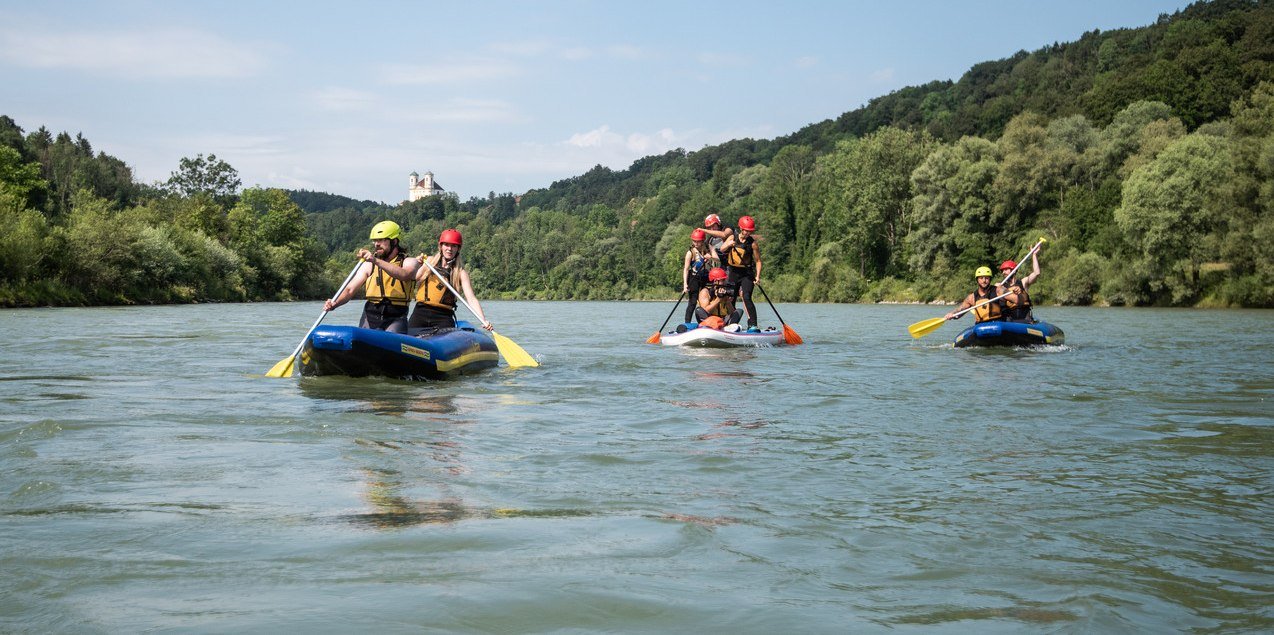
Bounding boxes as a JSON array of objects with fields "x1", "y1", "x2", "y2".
[{"x1": 1, "y1": 0, "x2": 1194, "y2": 204}]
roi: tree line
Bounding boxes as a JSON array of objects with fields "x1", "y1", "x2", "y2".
[{"x1": 1, "y1": 0, "x2": 1270, "y2": 308}]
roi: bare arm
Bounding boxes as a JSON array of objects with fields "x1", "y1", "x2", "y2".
[
  {"x1": 360, "y1": 248, "x2": 421, "y2": 282},
  {"x1": 702, "y1": 227, "x2": 733, "y2": 241},
  {"x1": 751, "y1": 241, "x2": 762, "y2": 283},
  {"x1": 458, "y1": 269, "x2": 492, "y2": 330},
  {"x1": 682, "y1": 250, "x2": 692, "y2": 293},
  {"x1": 324, "y1": 261, "x2": 374, "y2": 311},
  {"x1": 698, "y1": 287, "x2": 718, "y2": 312},
  {"x1": 1021, "y1": 250, "x2": 1040, "y2": 287},
  {"x1": 944, "y1": 293, "x2": 976, "y2": 320}
]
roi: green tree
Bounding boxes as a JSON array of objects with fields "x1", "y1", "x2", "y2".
[
  {"x1": 1115, "y1": 132, "x2": 1233, "y2": 304},
  {"x1": 166, "y1": 154, "x2": 241, "y2": 202}
]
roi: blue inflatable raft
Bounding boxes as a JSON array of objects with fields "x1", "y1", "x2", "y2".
[
  {"x1": 300, "y1": 321, "x2": 499, "y2": 380},
  {"x1": 953, "y1": 320, "x2": 1065, "y2": 348}
]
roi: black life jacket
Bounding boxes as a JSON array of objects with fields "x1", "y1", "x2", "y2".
[
  {"x1": 723, "y1": 233, "x2": 755, "y2": 269},
  {"x1": 1002, "y1": 275, "x2": 1033, "y2": 320}
]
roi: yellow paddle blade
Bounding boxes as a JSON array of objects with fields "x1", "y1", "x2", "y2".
[
  {"x1": 782, "y1": 324, "x2": 803, "y2": 345},
  {"x1": 493, "y1": 331, "x2": 539, "y2": 368},
  {"x1": 646, "y1": 331, "x2": 661, "y2": 344},
  {"x1": 265, "y1": 355, "x2": 295, "y2": 378},
  {"x1": 908, "y1": 316, "x2": 947, "y2": 339}
]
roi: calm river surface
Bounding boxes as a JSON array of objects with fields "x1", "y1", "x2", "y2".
[{"x1": 1, "y1": 301, "x2": 1271, "y2": 632}]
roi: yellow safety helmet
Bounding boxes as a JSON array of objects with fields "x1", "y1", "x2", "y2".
[
  {"x1": 974, "y1": 266, "x2": 994, "y2": 279},
  {"x1": 369, "y1": 220, "x2": 401, "y2": 240}
]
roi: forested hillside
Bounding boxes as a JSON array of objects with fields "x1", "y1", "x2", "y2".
[{"x1": 2, "y1": 0, "x2": 1271, "y2": 308}]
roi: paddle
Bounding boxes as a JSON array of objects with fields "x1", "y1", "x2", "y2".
[
  {"x1": 265, "y1": 260, "x2": 364, "y2": 378},
  {"x1": 907, "y1": 237, "x2": 1046, "y2": 339},
  {"x1": 998, "y1": 237, "x2": 1047, "y2": 287},
  {"x1": 420, "y1": 258, "x2": 538, "y2": 368},
  {"x1": 755, "y1": 283, "x2": 803, "y2": 345},
  {"x1": 646, "y1": 291, "x2": 687, "y2": 344},
  {"x1": 908, "y1": 290, "x2": 1017, "y2": 339}
]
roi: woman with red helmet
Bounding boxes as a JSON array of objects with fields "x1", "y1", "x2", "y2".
[
  {"x1": 681, "y1": 228, "x2": 719, "y2": 324},
  {"x1": 718, "y1": 215, "x2": 762, "y2": 330},
  {"x1": 407, "y1": 228, "x2": 493, "y2": 331},
  {"x1": 694, "y1": 266, "x2": 742, "y2": 328}
]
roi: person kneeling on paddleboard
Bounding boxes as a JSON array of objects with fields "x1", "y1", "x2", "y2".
[
  {"x1": 324, "y1": 220, "x2": 419, "y2": 334},
  {"x1": 944, "y1": 266, "x2": 1005, "y2": 323},
  {"x1": 694, "y1": 267, "x2": 743, "y2": 329}
]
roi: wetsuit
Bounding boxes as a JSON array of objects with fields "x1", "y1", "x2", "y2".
[
  {"x1": 684, "y1": 247, "x2": 712, "y2": 323},
  {"x1": 722, "y1": 232, "x2": 758, "y2": 328}
]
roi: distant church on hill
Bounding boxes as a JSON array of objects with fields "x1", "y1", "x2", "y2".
[{"x1": 407, "y1": 171, "x2": 445, "y2": 202}]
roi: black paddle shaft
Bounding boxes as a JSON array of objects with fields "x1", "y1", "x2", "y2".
[
  {"x1": 756, "y1": 284, "x2": 787, "y2": 325},
  {"x1": 656, "y1": 292, "x2": 687, "y2": 334}
]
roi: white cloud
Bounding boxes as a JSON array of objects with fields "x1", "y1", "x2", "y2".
[
  {"x1": 378, "y1": 59, "x2": 518, "y2": 85},
  {"x1": 412, "y1": 98, "x2": 521, "y2": 124},
  {"x1": 559, "y1": 46, "x2": 593, "y2": 61},
  {"x1": 311, "y1": 87, "x2": 379, "y2": 112},
  {"x1": 871, "y1": 67, "x2": 895, "y2": 82},
  {"x1": 0, "y1": 26, "x2": 269, "y2": 79},
  {"x1": 566, "y1": 125, "x2": 623, "y2": 149},
  {"x1": 606, "y1": 44, "x2": 646, "y2": 60},
  {"x1": 795, "y1": 56, "x2": 819, "y2": 69}
]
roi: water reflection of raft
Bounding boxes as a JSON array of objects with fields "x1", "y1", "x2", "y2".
[
  {"x1": 659, "y1": 324, "x2": 785, "y2": 348},
  {"x1": 953, "y1": 320, "x2": 1065, "y2": 348},
  {"x1": 300, "y1": 321, "x2": 498, "y2": 380}
]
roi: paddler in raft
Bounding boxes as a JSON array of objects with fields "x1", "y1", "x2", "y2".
[
  {"x1": 944, "y1": 266, "x2": 1005, "y2": 324},
  {"x1": 997, "y1": 249, "x2": 1040, "y2": 323},
  {"x1": 407, "y1": 229, "x2": 494, "y2": 333},
  {"x1": 324, "y1": 220, "x2": 419, "y2": 333},
  {"x1": 693, "y1": 267, "x2": 743, "y2": 330}
]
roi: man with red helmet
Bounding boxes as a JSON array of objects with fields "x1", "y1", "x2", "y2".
[
  {"x1": 681, "y1": 228, "x2": 719, "y2": 324},
  {"x1": 324, "y1": 220, "x2": 419, "y2": 333},
  {"x1": 694, "y1": 266, "x2": 742, "y2": 328},
  {"x1": 718, "y1": 215, "x2": 762, "y2": 331},
  {"x1": 998, "y1": 248, "x2": 1040, "y2": 323},
  {"x1": 407, "y1": 228, "x2": 494, "y2": 331}
]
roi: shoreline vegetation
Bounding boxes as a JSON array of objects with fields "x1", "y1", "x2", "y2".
[{"x1": 3, "y1": 1, "x2": 1271, "y2": 311}]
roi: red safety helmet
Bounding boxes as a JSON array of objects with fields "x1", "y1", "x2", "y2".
[
  {"x1": 707, "y1": 267, "x2": 728, "y2": 282},
  {"x1": 439, "y1": 229, "x2": 463, "y2": 246},
  {"x1": 999, "y1": 259, "x2": 1016, "y2": 271},
  {"x1": 738, "y1": 215, "x2": 756, "y2": 231},
  {"x1": 690, "y1": 229, "x2": 706, "y2": 242},
  {"x1": 704, "y1": 213, "x2": 721, "y2": 227}
]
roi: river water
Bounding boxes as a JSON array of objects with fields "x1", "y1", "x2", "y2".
[{"x1": 1, "y1": 301, "x2": 1270, "y2": 632}]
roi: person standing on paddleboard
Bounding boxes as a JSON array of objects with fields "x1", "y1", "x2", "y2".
[
  {"x1": 717, "y1": 215, "x2": 762, "y2": 331},
  {"x1": 699, "y1": 213, "x2": 733, "y2": 258},
  {"x1": 324, "y1": 220, "x2": 418, "y2": 333},
  {"x1": 682, "y1": 228, "x2": 719, "y2": 324}
]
